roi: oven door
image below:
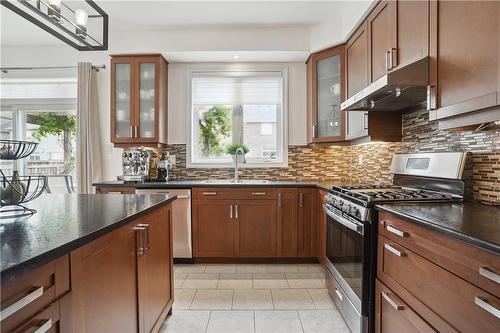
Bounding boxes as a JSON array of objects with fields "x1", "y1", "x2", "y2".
[{"x1": 323, "y1": 203, "x2": 370, "y2": 316}]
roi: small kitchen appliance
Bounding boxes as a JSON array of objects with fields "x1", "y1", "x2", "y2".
[
  {"x1": 120, "y1": 147, "x2": 150, "y2": 182},
  {"x1": 323, "y1": 152, "x2": 468, "y2": 333}
]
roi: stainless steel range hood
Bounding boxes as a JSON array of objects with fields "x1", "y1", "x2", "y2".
[{"x1": 341, "y1": 57, "x2": 429, "y2": 112}]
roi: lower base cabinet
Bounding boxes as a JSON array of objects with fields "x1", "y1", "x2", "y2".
[
  {"x1": 192, "y1": 187, "x2": 317, "y2": 259},
  {"x1": 61, "y1": 203, "x2": 173, "y2": 333},
  {"x1": 377, "y1": 212, "x2": 500, "y2": 333},
  {"x1": 375, "y1": 279, "x2": 436, "y2": 333}
]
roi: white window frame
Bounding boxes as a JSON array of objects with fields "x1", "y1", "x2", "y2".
[{"x1": 186, "y1": 64, "x2": 289, "y2": 168}]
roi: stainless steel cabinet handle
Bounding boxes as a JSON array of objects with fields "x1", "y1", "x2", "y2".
[
  {"x1": 229, "y1": 205, "x2": 233, "y2": 219},
  {"x1": 363, "y1": 113, "x2": 368, "y2": 130},
  {"x1": 202, "y1": 192, "x2": 217, "y2": 196},
  {"x1": 252, "y1": 192, "x2": 266, "y2": 196},
  {"x1": 144, "y1": 224, "x2": 150, "y2": 251},
  {"x1": 176, "y1": 195, "x2": 190, "y2": 199},
  {"x1": 0, "y1": 286, "x2": 44, "y2": 321},
  {"x1": 134, "y1": 225, "x2": 147, "y2": 255},
  {"x1": 386, "y1": 225, "x2": 409, "y2": 238},
  {"x1": 129, "y1": 125, "x2": 134, "y2": 138},
  {"x1": 235, "y1": 205, "x2": 239, "y2": 219},
  {"x1": 334, "y1": 288, "x2": 343, "y2": 301},
  {"x1": 385, "y1": 50, "x2": 391, "y2": 71},
  {"x1": 479, "y1": 267, "x2": 500, "y2": 284},
  {"x1": 382, "y1": 291, "x2": 404, "y2": 310},
  {"x1": 134, "y1": 125, "x2": 139, "y2": 138},
  {"x1": 299, "y1": 193, "x2": 304, "y2": 208},
  {"x1": 384, "y1": 243, "x2": 406, "y2": 257},
  {"x1": 278, "y1": 193, "x2": 283, "y2": 208},
  {"x1": 390, "y1": 48, "x2": 397, "y2": 69},
  {"x1": 427, "y1": 85, "x2": 436, "y2": 111},
  {"x1": 33, "y1": 319, "x2": 53, "y2": 333},
  {"x1": 475, "y1": 296, "x2": 500, "y2": 319}
]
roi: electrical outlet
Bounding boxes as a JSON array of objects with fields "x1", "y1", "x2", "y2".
[{"x1": 358, "y1": 154, "x2": 363, "y2": 165}]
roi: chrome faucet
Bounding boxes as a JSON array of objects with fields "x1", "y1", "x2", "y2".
[{"x1": 234, "y1": 147, "x2": 246, "y2": 183}]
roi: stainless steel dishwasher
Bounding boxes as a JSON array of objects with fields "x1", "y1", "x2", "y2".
[{"x1": 136, "y1": 188, "x2": 192, "y2": 260}]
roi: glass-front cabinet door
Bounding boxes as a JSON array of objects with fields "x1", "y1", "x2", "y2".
[
  {"x1": 309, "y1": 45, "x2": 345, "y2": 143},
  {"x1": 137, "y1": 61, "x2": 157, "y2": 140},
  {"x1": 112, "y1": 59, "x2": 135, "y2": 142}
]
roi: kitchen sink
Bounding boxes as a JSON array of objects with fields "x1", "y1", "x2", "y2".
[{"x1": 201, "y1": 179, "x2": 270, "y2": 184}]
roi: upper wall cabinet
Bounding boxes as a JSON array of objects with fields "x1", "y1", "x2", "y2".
[
  {"x1": 111, "y1": 54, "x2": 168, "y2": 146},
  {"x1": 367, "y1": 0, "x2": 396, "y2": 83},
  {"x1": 429, "y1": 0, "x2": 500, "y2": 129},
  {"x1": 307, "y1": 45, "x2": 346, "y2": 144},
  {"x1": 345, "y1": 22, "x2": 369, "y2": 140},
  {"x1": 367, "y1": 0, "x2": 429, "y2": 82}
]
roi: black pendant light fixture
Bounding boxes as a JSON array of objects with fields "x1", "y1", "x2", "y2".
[{"x1": 1, "y1": 0, "x2": 108, "y2": 51}]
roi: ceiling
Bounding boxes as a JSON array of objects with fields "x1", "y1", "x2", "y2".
[{"x1": 1, "y1": 1, "x2": 372, "y2": 62}]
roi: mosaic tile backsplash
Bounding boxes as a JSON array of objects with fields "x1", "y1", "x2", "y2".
[{"x1": 164, "y1": 109, "x2": 499, "y2": 204}]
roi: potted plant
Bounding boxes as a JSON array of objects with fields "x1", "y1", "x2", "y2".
[{"x1": 226, "y1": 144, "x2": 249, "y2": 163}]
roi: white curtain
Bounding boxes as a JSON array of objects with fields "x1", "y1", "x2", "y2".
[{"x1": 76, "y1": 62, "x2": 102, "y2": 193}]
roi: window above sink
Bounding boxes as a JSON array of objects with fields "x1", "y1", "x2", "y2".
[{"x1": 187, "y1": 65, "x2": 289, "y2": 168}]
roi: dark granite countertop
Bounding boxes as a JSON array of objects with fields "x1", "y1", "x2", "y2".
[
  {"x1": 93, "y1": 180, "x2": 338, "y2": 192},
  {"x1": 1, "y1": 194, "x2": 176, "y2": 284},
  {"x1": 376, "y1": 202, "x2": 500, "y2": 255}
]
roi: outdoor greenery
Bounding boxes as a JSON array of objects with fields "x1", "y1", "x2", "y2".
[
  {"x1": 226, "y1": 143, "x2": 249, "y2": 155},
  {"x1": 31, "y1": 112, "x2": 76, "y2": 167},
  {"x1": 198, "y1": 105, "x2": 231, "y2": 157}
]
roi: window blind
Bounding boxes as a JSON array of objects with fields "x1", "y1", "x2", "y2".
[{"x1": 192, "y1": 72, "x2": 282, "y2": 105}]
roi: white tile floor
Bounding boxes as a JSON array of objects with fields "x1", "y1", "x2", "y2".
[{"x1": 159, "y1": 263, "x2": 350, "y2": 333}]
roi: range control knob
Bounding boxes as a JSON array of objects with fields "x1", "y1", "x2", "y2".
[{"x1": 350, "y1": 206, "x2": 359, "y2": 217}]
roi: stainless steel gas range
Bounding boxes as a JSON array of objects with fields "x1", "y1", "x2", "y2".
[{"x1": 323, "y1": 152, "x2": 468, "y2": 333}]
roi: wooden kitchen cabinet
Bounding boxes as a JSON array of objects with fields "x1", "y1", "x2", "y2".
[
  {"x1": 375, "y1": 279, "x2": 436, "y2": 333},
  {"x1": 236, "y1": 200, "x2": 277, "y2": 257},
  {"x1": 367, "y1": 0, "x2": 396, "y2": 83},
  {"x1": 1, "y1": 256, "x2": 69, "y2": 333},
  {"x1": 111, "y1": 54, "x2": 168, "y2": 147},
  {"x1": 377, "y1": 211, "x2": 500, "y2": 333},
  {"x1": 277, "y1": 189, "x2": 299, "y2": 257},
  {"x1": 137, "y1": 207, "x2": 174, "y2": 333},
  {"x1": 368, "y1": 0, "x2": 429, "y2": 81},
  {"x1": 345, "y1": 22, "x2": 369, "y2": 141},
  {"x1": 297, "y1": 189, "x2": 317, "y2": 258},
  {"x1": 306, "y1": 45, "x2": 346, "y2": 144},
  {"x1": 429, "y1": 1, "x2": 500, "y2": 127},
  {"x1": 395, "y1": 0, "x2": 429, "y2": 70},
  {"x1": 63, "y1": 203, "x2": 173, "y2": 333},
  {"x1": 192, "y1": 187, "x2": 319, "y2": 259},
  {"x1": 192, "y1": 199, "x2": 236, "y2": 257}
]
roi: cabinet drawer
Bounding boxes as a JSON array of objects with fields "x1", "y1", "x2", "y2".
[
  {"x1": 375, "y1": 279, "x2": 436, "y2": 333},
  {"x1": 193, "y1": 188, "x2": 278, "y2": 200},
  {"x1": 1, "y1": 255, "x2": 69, "y2": 332},
  {"x1": 12, "y1": 300, "x2": 60, "y2": 333},
  {"x1": 379, "y1": 212, "x2": 500, "y2": 297},
  {"x1": 378, "y1": 235, "x2": 500, "y2": 332}
]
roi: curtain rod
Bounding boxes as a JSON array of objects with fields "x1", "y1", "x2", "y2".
[{"x1": 0, "y1": 64, "x2": 106, "y2": 73}]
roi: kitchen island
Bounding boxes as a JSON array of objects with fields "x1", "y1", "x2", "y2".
[{"x1": 1, "y1": 193, "x2": 176, "y2": 333}]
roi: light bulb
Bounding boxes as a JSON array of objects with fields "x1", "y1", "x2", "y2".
[
  {"x1": 47, "y1": 0, "x2": 62, "y2": 22},
  {"x1": 75, "y1": 9, "x2": 88, "y2": 38},
  {"x1": 48, "y1": 0, "x2": 61, "y2": 8},
  {"x1": 75, "y1": 9, "x2": 88, "y2": 26}
]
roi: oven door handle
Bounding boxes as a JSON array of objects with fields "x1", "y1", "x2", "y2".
[{"x1": 323, "y1": 205, "x2": 364, "y2": 235}]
